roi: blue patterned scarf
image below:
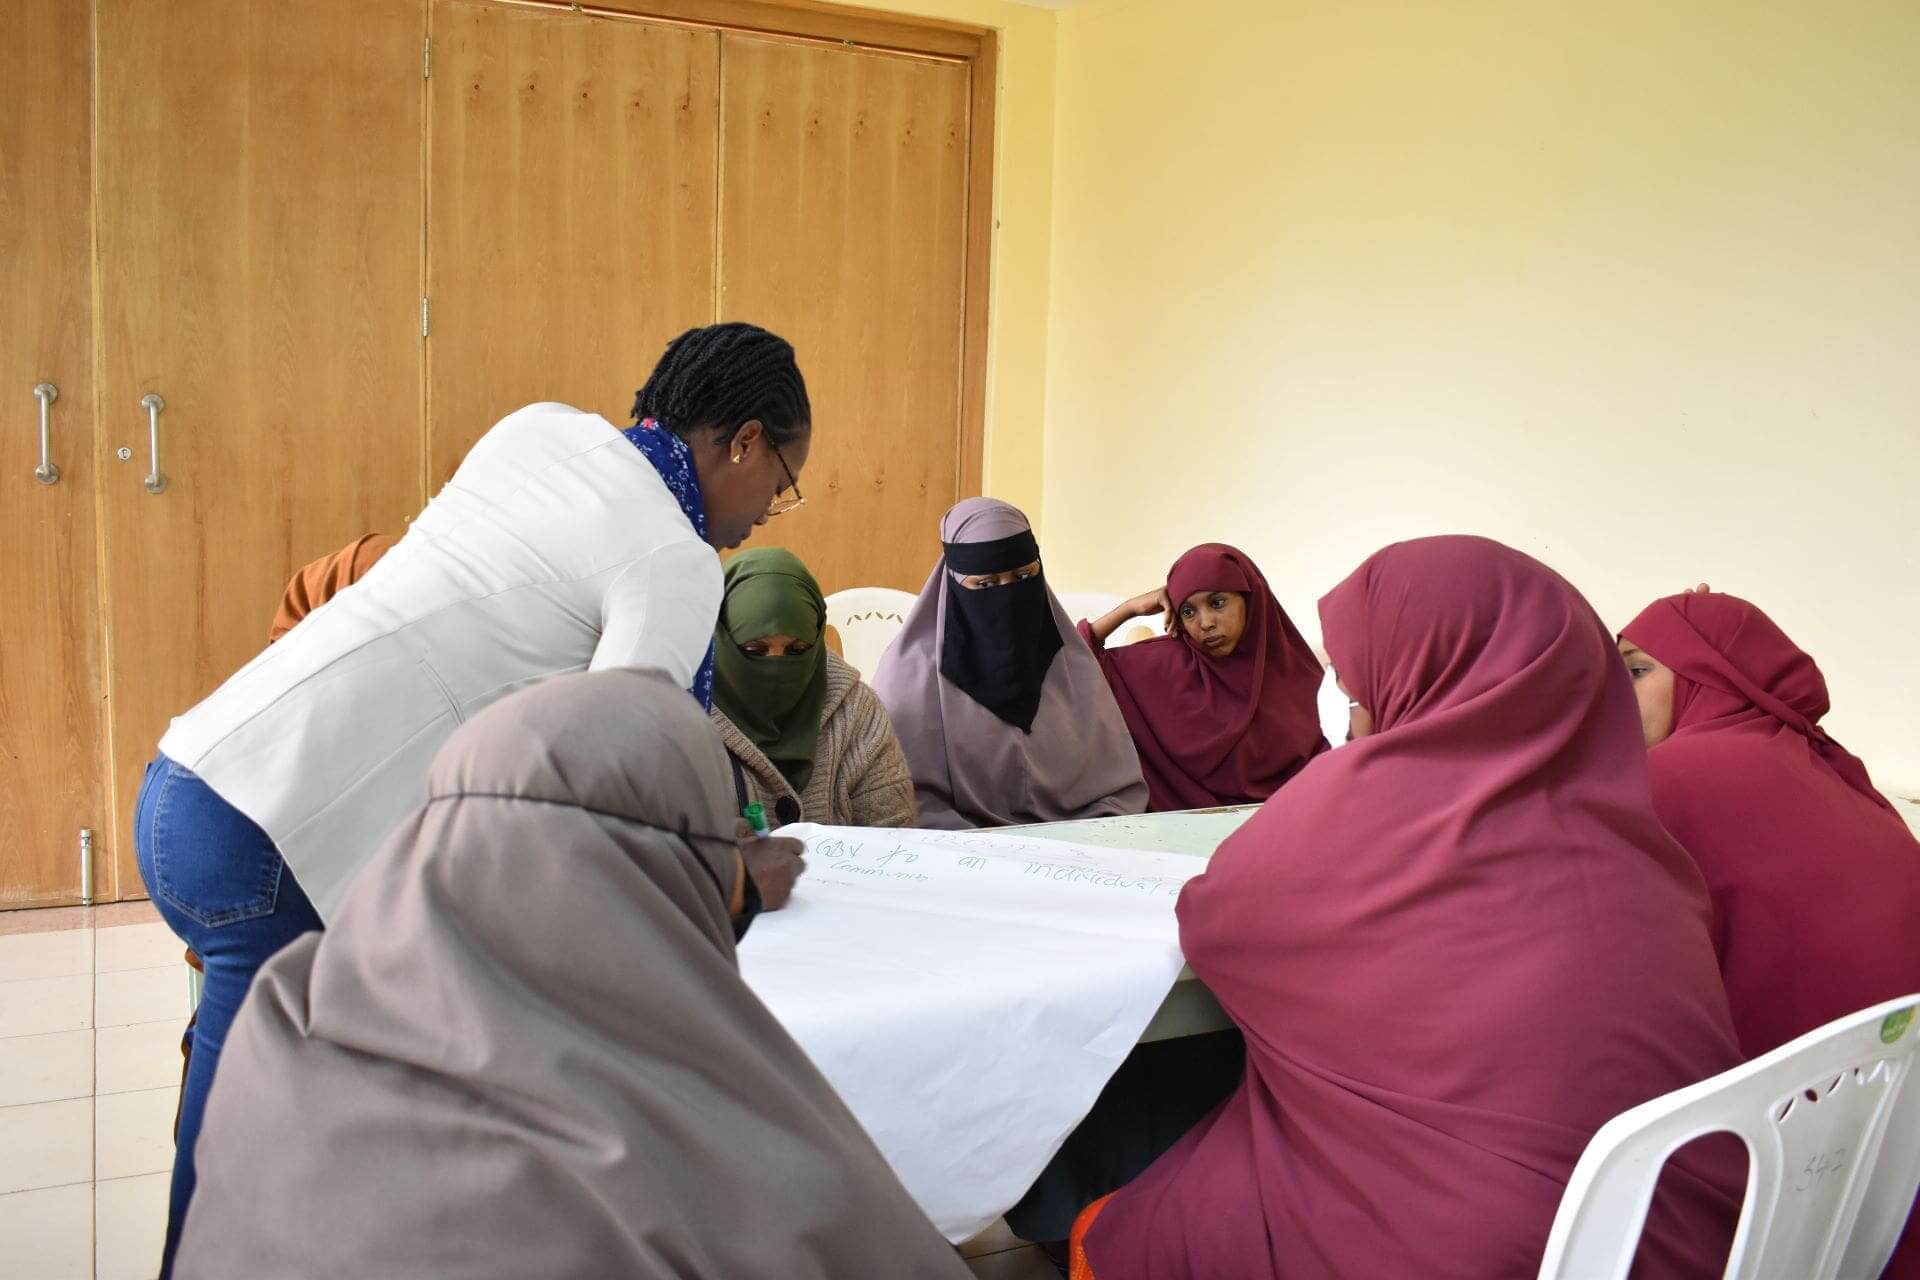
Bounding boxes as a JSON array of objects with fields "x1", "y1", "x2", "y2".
[{"x1": 622, "y1": 417, "x2": 715, "y2": 709}]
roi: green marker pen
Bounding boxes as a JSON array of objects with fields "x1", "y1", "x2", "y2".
[{"x1": 743, "y1": 802, "x2": 771, "y2": 837}]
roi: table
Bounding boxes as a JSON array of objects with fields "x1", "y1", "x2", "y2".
[
  {"x1": 1011, "y1": 806, "x2": 1258, "y2": 1042},
  {"x1": 1013, "y1": 806, "x2": 1260, "y2": 858}
]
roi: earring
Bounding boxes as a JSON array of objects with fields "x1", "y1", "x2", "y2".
[{"x1": 731, "y1": 453, "x2": 744, "y2": 464}]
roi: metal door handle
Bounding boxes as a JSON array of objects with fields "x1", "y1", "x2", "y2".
[
  {"x1": 141, "y1": 393, "x2": 167, "y2": 494},
  {"x1": 33, "y1": 382, "x2": 59, "y2": 484}
]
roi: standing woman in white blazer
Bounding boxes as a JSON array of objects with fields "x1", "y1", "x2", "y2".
[{"x1": 134, "y1": 322, "x2": 813, "y2": 1276}]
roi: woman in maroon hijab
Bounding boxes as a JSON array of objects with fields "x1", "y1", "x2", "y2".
[
  {"x1": 1083, "y1": 544, "x2": 1328, "y2": 811},
  {"x1": 1619, "y1": 591, "x2": 1920, "y2": 1059},
  {"x1": 1078, "y1": 536, "x2": 1745, "y2": 1280},
  {"x1": 1620, "y1": 591, "x2": 1920, "y2": 1280}
]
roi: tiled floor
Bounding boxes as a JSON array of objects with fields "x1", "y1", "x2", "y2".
[
  {"x1": 1, "y1": 903, "x2": 183, "y2": 1280},
  {"x1": 1, "y1": 903, "x2": 1057, "y2": 1279}
]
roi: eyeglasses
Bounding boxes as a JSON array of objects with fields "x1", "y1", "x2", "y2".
[{"x1": 766, "y1": 440, "x2": 805, "y2": 517}]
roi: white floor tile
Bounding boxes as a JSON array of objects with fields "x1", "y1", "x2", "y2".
[
  {"x1": 0, "y1": 1030, "x2": 94, "y2": 1107},
  {"x1": 966, "y1": 1245, "x2": 1064, "y2": 1279},
  {"x1": 0, "y1": 930, "x2": 93, "y2": 982},
  {"x1": 96, "y1": 1172, "x2": 169, "y2": 1280},
  {"x1": 0, "y1": 1183, "x2": 94, "y2": 1280},
  {"x1": 0, "y1": 974, "x2": 93, "y2": 1038},
  {"x1": 0, "y1": 1097, "x2": 93, "y2": 1194},
  {"x1": 96, "y1": 1087, "x2": 178, "y2": 1181},
  {"x1": 95, "y1": 967, "x2": 189, "y2": 1029},
  {"x1": 96, "y1": 923, "x2": 184, "y2": 975},
  {"x1": 97, "y1": 1020, "x2": 188, "y2": 1096}
]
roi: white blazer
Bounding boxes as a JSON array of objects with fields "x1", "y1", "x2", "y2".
[{"x1": 160, "y1": 403, "x2": 722, "y2": 920}]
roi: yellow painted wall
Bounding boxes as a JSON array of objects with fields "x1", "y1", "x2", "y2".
[
  {"x1": 1041, "y1": 0, "x2": 1920, "y2": 791},
  {"x1": 860, "y1": 0, "x2": 1059, "y2": 521}
]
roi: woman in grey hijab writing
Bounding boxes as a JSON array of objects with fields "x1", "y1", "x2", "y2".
[{"x1": 175, "y1": 668, "x2": 969, "y2": 1280}]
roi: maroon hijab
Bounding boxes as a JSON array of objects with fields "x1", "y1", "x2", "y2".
[
  {"x1": 1085, "y1": 545, "x2": 1328, "y2": 811},
  {"x1": 1623, "y1": 593, "x2": 1920, "y2": 1061},
  {"x1": 1089, "y1": 536, "x2": 1745, "y2": 1280}
]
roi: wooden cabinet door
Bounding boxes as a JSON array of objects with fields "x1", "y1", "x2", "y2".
[
  {"x1": 426, "y1": 0, "x2": 719, "y2": 487},
  {"x1": 0, "y1": 0, "x2": 107, "y2": 908},
  {"x1": 94, "y1": 0, "x2": 425, "y2": 898},
  {"x1": 717, "y1": 35, "x2": 972, "y2": 595}
]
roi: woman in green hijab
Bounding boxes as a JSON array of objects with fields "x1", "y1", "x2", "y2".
[{"x1": 711, "y1": 549, "x2": 916, "y2": 829}]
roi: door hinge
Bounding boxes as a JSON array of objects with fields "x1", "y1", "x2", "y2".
[
  {"x1": 421, "y1": 297, "x2": 431, "y2": 337},
  {"x1": 424, "y1": 36, "x2": 432, "y2": 79},
  {"x1": 78, "y1": 828, "x2": 94, "y2": 906}
]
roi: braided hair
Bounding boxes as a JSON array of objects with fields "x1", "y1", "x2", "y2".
[{"x1": 631, "y1": 323, "x2": 811, "y2": 447}]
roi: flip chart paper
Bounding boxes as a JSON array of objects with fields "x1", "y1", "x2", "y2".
[{"x1": 737, "y1": 823, "x2": 1204, "y2": 1240}]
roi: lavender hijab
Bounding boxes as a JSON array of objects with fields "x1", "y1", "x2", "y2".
[
  {"x1": 871, "y1": 498, "x2": 1147, "y2": 828},
  {"x1": 174, "y1": 669, "x2": 969, "y2": 1280}
]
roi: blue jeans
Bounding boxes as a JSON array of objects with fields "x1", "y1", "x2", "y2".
[{"x1": 134, "y1": 755, "x2": 323, "y2": 1279}]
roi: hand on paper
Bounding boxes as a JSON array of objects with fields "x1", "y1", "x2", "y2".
[{"x1": 738, "y1": 825, "x2": 806, "y2": 910}]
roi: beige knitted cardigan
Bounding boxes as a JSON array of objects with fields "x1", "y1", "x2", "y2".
[{"x1": 710, "y1": 651, "x2": 917, "y2": 828}]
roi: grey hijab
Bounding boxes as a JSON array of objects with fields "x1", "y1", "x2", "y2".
[
  {"x1": 871, "y1": 497, "x2": 1148, "y2": 828},
  {"x1": 175, "y1": 668, "x2": 968, "y2": 1280}
]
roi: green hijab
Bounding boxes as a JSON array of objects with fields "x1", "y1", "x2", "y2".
[{"x1": 713, "y1": 549, "x2": 830, "y2": 792}]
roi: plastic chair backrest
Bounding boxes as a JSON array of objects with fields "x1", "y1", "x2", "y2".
[
  {"x1": 1057, "y1": 591, "x2": 1164, "y2": 649},
  {"x1": 1108, "y1": 620, "x2": 1163, "y2": 648},
  {"x1": 1537, "y1": 994, "x2": 1920, "y2": 1280},
  {"x1": 1057, "y1": 591, "x2": 1123, "y2": 625},
  {"x1": 824, "y1": 587, "x2": 916, "y2": 679},
  {"x1": 1316, "y1": 666, "x2": 1349, "y2": 745},
  {"x1": 1897, "y1": 798, "x2": 1920, "y2": 841}
]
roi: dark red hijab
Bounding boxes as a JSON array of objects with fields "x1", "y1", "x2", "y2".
[
  {"x1": 1623, "y1": 593, "x2": 1920, "y2": 1059},
  {"x1": 1085, "y1": 544, "x2": 1328, "y2": 811},
  {"x1": 1088, "y1": 536, "x2": 1745, "y2": 1280}
]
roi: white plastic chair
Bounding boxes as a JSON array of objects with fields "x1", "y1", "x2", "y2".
[
  {"x1": 1108, "y1": 619, "x2": 1164, "y2": 647},
  {"x1": 1896, "y1": 797, "x2": 1920, "y2": 841},
  {"x1": 1057, "y1": 591, "x2": 1162, "y2": 648},
  {"x1": 1056, "y1": 591, "x2": 1123, "y2": 624},
  {"x1": 1315, "y1": 648, "x2": 1354, "y2": 745},
  {"x1": 1316, "y1": 666, "x2": 1350, "y2": 745},
  {"x1": 824, "y1": 587, "x2": 915, "y2": 679},
  {"x1": 1537, "y1": 993, "x2": 1920, "y2": 1280}
]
